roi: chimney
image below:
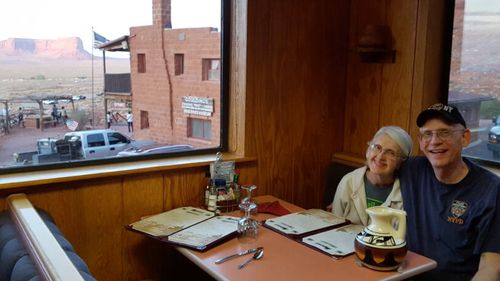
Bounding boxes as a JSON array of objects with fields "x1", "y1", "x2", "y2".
[{"x1": 153, "y1": 0, "x2": 172, "y2": 28}]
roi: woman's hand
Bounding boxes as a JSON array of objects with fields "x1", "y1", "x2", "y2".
[{"x1": 325, "y1": 203, "x2": 332, "y2": 212}]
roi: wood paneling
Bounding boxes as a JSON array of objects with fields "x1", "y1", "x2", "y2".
[
  {"x1": 246, "y1": 0, "x2": 349, "y2": 208},
  {"x1": 344, "y1": 0, "x2": 386, "y2": 155},
  {"x1": 344, "y1": 0, "x2": 419, "y2": 155},
  {"x1": 163, "y1": 167, "x2": 207, "y2": 209},
  {"x1": 410, "y1": 0, "x2": 449, "y2": 146},
  {"x1": 19, "y1": 179, "x2": 122, "y2": 280},
  {"x1": 122, "y1": 173, "x2": 165, "y2": 281},
  {"x1": 228, "y1": 0, "x2": 248, "y2": 156},
  {"x1": 379, "y1": 0, "x2": 417, "y2": 130}
]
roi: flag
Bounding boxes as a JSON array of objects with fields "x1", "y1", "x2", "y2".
[
  {"x1": 93, "y1": 31, "x2": 109, "y2": 48},
  {"x1": 66, "y1": 119, "x2": 79, "y2": 131}
]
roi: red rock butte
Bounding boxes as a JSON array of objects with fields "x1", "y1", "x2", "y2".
[{"x1": 0, "y1": 37, "x2": 91, "y2": 60}]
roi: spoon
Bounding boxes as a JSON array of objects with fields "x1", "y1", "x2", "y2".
[{"x1": 238, "y1": 248, "x2": 264, "y2": 269}]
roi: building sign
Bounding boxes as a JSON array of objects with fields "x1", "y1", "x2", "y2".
[{"x1": 182, "y1": 96, "x2": 214, "y2": 117}]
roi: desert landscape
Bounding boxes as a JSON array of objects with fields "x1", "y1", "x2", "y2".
[
  {"x1": 0, "y1": 59, "x2": 131, "y2": 168},
  {"x1": 0, "y1": 58, "x2": 130, "y2": 120},
  {"x1": 0, "y1": 37, "x2": 131, "y2": 167}
]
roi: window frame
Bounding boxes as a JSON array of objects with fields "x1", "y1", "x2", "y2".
[
  {"x1": 140, "y1": 110, "x2": 150, "y2": 130},
  {"x1": 202, "y1": 58, "x2": 221, "y2": 81},
  {"x1": 137, "y1": 53, "x2": 146, "y2": 73},
  {"x1": 188, "y1": 117, "x2": 212, "y2": 140},
  {"x1": 439, "y1": 0, "x2": 500, "y2": 168},
  {"x1": 443, "y1": 0, "x2": 500, "y2": 167},
  {"x1": 174, "y1": 53, "x2": 184, "y2": 75},
  {"x1": 0, "y1": 0, "x2": 230, "y2": 175}
]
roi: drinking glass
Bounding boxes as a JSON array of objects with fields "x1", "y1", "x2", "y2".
[
  {"x1": 237, "y1": 185, "x2": 259, "y2": 243},
  {"x1": 240, "y1": 185, "x2": 257, "y2": 214}
]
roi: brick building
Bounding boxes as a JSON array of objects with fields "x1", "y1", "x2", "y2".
[{"x1": 128, "y1": 0, "x2": 220, "y2": 148}]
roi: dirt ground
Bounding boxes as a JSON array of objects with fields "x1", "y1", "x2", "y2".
[{"x1": 0, "y1": 122, "x2": 131, "y2": 167}]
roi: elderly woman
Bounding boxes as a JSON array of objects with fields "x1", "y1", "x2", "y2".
[{"x1": 331, "y1": 126, "x2": 413, "y2": 226}]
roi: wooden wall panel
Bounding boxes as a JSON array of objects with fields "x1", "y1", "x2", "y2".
[
  {"x1": 344, "y1": 0, "x2": 386, "y2": 155},
  {"x1": 26, "y1": 184, "x2": 81, "y2": 241},
  {"x1": 410, "y1": 0, "x2": 449, "y2": 144},
  {"x1": 163, "y1": 167, "x2": 208, "y2": 210},
  {"x1": 228, "y1": 0, "x2": 248, "y2": 156},
  {"x1": 343, "y1": 0, "x2": 423, "y2": 157},
  {"x1": 379, "y1": 0, "x2": 418, "y2": 130},
  {"x1": 246, "y1": 0, "x2": 349, "y2": 208},
  {"x1": 25, "y1": 178, "x2": 123, "y2": 281},
  {"x1": 122, "y1": 173, "x2": 165, "y2": 281},
  {"x1": 73, "y1": 179, "x2": 123, "y2": 281}
]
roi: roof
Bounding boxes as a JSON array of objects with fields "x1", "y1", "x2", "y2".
[
  {"x1": 96, "y1": 36, "x2": 129, "y2": 52},
  {"x1": 448, "y1": 90, "x2": 494, "y2": 104}
]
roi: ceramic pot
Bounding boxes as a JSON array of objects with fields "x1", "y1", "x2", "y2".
[{"x1": 354, "y1": 206, "x2": 407, "y2": 271}]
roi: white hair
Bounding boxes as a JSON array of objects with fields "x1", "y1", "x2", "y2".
[{"x1": 372, "y1": 126, "x2": 413, "y2": 157}]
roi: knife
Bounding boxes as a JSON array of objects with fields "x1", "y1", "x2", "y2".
[{"x1": 214, "y1": 247, "x2": 263, "y2": 264}]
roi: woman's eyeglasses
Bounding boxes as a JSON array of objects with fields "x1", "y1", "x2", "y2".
[{"x1": 367, "y1": 143, "x2": 402, "y2": 160}]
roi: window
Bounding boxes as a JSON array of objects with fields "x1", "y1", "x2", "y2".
[
  {"x1": 108, "y1": 132, "x2": 129, "y2": 145},
  {"x1": 140, "y1": 110, "x2": 150, "y2": 129},
  {"x1": 202, "y1": 59, "x2": 220, "y2": 81},
  {"x1": 0, "y1": 0, "x2": 228, "y2": 173},
  {"x1": 175, "y1": 53, "x2": 184, "y2": 75},
  {"x1": 188, "y1": 118, "x2": 212, "y2": 140},
  {"x1": 87, "y1": 134, "x2": 106, "y2": 147},
  {"x1": 137, "y1": 53, "x2": 146, "y2": 73},
  {"x1": 447, "y1": 0, "x2": 500, "y2": 164}
]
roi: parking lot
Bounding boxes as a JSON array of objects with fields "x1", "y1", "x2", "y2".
[{"x1": 0, "y1": 123, "x2": 131, "y2": 167}]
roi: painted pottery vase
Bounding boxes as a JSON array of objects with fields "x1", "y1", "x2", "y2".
[{"x1": 354, "y1": 206, "x2": 407, "y2": 271}]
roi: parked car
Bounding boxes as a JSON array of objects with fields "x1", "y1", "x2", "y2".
[
  {"x1": 487, "y1": 116, "x2": 500, "y2": 157},
  {"x1": 72, "y1": 95, "x2": 86, "y2": 101},
  {"x1": 14, "y1": 129, "x2": 154, "y2": 164},
  {"x1": 63, "y1": 129, "x2": 136, "y2": 159},
  {"x1": 117, "y1": 144, "x2": 194, "y2": 157}
]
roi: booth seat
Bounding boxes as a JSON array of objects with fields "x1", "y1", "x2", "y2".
[{"x1": 0, "y1": 208, "x2": 95, "y2": 281}]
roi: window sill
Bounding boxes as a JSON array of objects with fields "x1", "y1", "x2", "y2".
[{"x1": 0, "y1": 154, "x2": 256, "y2": 190}]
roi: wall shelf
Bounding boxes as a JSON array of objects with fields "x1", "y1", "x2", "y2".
[{"x1": 355, "y1": 47, "x2": 396, "y2": 63}]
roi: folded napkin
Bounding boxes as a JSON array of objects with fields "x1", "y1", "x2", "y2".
[{"x1": 257, "y1": 201, "x2": 291, "y2": 216}]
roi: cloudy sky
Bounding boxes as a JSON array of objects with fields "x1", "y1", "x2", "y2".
[{"x1": 0, "y1": 0, "x2": 221, "y2": 55}]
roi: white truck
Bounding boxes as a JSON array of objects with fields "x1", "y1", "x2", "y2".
[
  {"x1": 63, "y1": 129, "x2": 134, "y2": 159},
  {"x1": 15, "y1": 129, "x2": 152, "y2": 164}
]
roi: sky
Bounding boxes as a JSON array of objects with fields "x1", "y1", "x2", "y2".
[
  {"x1": 0, "y1": 0, "x2": 221, "y2": 57},
  {"x1": 465, "y1": 0, "x2": 500, "y2": 13}
]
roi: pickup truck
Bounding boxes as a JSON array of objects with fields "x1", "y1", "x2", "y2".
[
  {"x1": 487, "y1": 116, "x2": 500, "y2": 158},
  {"x1": 14, "y1": 129, "x2": 153, "y2": 164}
]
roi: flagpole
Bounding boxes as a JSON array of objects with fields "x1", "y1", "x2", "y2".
[{"x1": 91, "y1": 27, "x2": 95, "y2": 127}]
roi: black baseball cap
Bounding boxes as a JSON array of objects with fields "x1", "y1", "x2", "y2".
[{"x1": 416, "y1": 103, "x2": 467, "y2": 128}]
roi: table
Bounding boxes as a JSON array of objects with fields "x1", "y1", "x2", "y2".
[{"x1": 176, "y1": 195, "x2": 436, "y2": 281}]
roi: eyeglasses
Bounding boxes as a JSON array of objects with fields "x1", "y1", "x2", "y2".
[
  {"x1": 418, "y1": 129, "x2": 464, "y2": 142},
  {"x1": 367, "y1": 143, "x2": 402, "y2": 160}
]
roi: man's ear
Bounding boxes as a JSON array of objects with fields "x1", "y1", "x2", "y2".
[{"x1": 462, "y1": 128, "x2": 471, "y2": 147}]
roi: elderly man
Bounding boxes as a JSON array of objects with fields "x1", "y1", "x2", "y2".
[{"x1": 400, "y1": 103, "x2": 500, "y2": 281}]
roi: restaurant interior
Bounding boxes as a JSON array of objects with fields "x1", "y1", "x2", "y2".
[{"x1": 0, "y1": 0, "x2": 480, "y2": 280}]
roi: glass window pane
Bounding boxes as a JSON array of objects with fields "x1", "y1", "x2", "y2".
[
  {"x1": 448, "y1": 0, "x2": 500, "y2": 163},
  {"x1": 108, "y1": 132, "x2": 128, "y2": 145},
  {"x1": 87, "y1": 134, "x2": 105, "y2": 147},
  {"x1": 0, "y1": 0, "x2": 225, "y2": 172}
]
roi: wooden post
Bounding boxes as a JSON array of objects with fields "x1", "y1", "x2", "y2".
[{"x1": 38, "y1": 101, "x2": 44, "y2": 131}]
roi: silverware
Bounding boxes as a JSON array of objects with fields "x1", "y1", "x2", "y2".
[
  {"x1": 238, "y1": 248, "x2": 264, "y2": 269},
  {"x1": 215, "y1": 247, "x2": 263, "y2": 264}
]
